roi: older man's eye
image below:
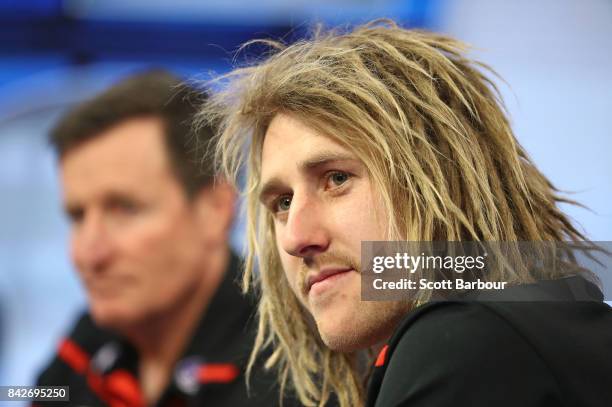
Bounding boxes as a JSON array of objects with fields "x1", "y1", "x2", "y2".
[
  {"x1": 327, "y1": 171, "x2": 351, "y2": 188},
  {"x1": 274, "y1": 196, "x2": 292, "y2": 213}
]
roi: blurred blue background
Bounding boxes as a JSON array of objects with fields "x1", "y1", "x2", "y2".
[{"x1": 0, "y1": 0, "x2": 610, "y2": 393}]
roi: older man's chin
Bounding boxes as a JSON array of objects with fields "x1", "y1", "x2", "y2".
[{"x1": 88, "y1": 299, "x2": 141, "y2": 332}]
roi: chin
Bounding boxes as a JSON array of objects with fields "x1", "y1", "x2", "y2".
[
  {"x1": 318, "y1": 321, "x2": 389, "y2": 352},
  {"x1": 89, "y1": 300, "x2": 140, "y2": 332},
  {"x1": 315, "y1": 301, "x2": 411, "y2": 352},
  {"x1": 314, "y1": 310, "x2": 373, "y2": 352}
]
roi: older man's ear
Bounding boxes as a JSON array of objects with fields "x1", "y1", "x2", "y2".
[{"x1": 192, "y1": 179, "x2": 237, "y2": 246}]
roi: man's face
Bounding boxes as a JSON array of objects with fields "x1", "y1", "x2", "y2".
[
  {"x1": 61, "y1": 117, "x2": 220, "y2": 331},
  {"x1": 260, "y1": 114, "x2": 410, "y2": 352}
]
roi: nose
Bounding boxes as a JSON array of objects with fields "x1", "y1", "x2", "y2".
[
  {"x1": 279, "y1": 194, "x2": 329, "y2": 258},
  {"x1": 71, "y1": 210, "x2": 113, "y2": 272}
]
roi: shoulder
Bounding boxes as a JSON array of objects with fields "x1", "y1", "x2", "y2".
[
  {"x1": 374, "y1": 302, "x2": 559, "y2": 406},
  {"x1": 387, "y1": 302, "x2": 535, "y2": 373},
  {"x1": 390, "y1": 301, "x2": 528, "y2": 362},
  {"x1": 36, "y1": 312, "x2": 115, "y2": 385}
]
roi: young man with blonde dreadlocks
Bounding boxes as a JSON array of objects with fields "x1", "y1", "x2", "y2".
[{"x1": 200, "y1": 20, "x2": 612, "y2": 407}]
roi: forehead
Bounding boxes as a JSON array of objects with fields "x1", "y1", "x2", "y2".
[
  {"x1": 260, "y1": 114, "x2": 356, "y2": 179},
  {"x1": 60, "y1": 116, "x2": 174, "y2": 200}
]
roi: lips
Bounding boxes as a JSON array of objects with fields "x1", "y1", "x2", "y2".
[
  {"x1": 84, "y1": 276, "x2": 129, "y2": 296},
  {"x1": 306, "y1": 268, "x2": 353, "y2": 292}
]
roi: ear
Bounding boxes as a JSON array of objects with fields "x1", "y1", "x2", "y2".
[{"x1": 192, "y1": 179, "x2": 237, "y2": 244}]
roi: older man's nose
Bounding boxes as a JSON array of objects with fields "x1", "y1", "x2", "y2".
[{"x1": 72, "y1": 211, "x2": 113, "y2": 272}]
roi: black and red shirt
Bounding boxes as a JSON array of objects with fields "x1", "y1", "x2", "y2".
[
  {"x1": 366, "y1": 275, "x2": 612, "y2": 407},
  {"x1": 35, "y1": 254, "x2": 298, "y2": 407}
]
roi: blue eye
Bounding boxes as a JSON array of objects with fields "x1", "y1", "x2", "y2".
[
  {"x1": 328, "y1": 171, "x2": 350, "y2": 187},
  {"x1": 275, "y1": 196, "x2": 292, "y2": 212}
]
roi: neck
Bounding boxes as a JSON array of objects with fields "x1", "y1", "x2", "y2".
[{"x1": 126, "y1": 247, "x2": 230, "y2": 404}]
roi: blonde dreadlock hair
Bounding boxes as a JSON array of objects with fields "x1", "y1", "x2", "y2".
[{"x1": 197, "y1": 19, "x2": 588, "y2": 407}]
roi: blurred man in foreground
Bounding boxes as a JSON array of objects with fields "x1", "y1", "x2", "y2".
[
  {"x1": 202, "y1": 20, "x2": 612, "y2": 407},
  {"x1": 36, "y1": 70, "x2": 292, "y2": 407}
]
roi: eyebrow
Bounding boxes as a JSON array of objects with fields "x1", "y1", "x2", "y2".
[
  {"x1": 297, "y1": 151, "x2": 356, "y2": 172},
  {"x1": 258, "y1": 151, "x2": 357, "y2": 203}
]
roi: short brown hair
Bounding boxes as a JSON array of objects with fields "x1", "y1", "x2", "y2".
[{"x1": 51, "y1": 69, "x2": 213, "y2": 196}]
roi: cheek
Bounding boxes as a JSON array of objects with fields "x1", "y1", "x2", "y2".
[
  {"x1": 117, "y1": 215, "x2": 201, "y2": 299},
  {"x1": 336, "y1": 187, "x2": 387, "y2": 242},
  {"x1": 120, "y1": 209, "x2": 197, "y2": 259},
  {"x1": 278, "y1": 250, "x2": 300, "y2": 293},
  {"x1": 275, "y1": 237, "x2": 306, "y2": 301},
  {"x1": 120, "y1": 220, "x2": 173, "y2": 253}
]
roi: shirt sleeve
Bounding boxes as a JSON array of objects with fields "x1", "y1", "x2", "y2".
[{"x1": 374, "y1": 303, "x2": 561, "y2": 407}]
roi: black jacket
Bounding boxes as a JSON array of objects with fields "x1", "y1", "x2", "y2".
[
  {"x1": 367, "y1": 275, "x2": 612, "y2": 407},
  {"x1": 35, "y1": 254, "x2": 297, "y2": 407}
]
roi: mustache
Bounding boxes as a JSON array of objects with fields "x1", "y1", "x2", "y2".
[{"x1": 298, "y1": 250, "x2": 361, "y2": 292}]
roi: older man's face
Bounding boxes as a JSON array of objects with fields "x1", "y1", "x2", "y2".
[
  {"x1": 60, "y1": 117, "x2": 214, "y2": 332},
  {"x1": 259, "y1": 113, "x2": 410, "y2": 351}
]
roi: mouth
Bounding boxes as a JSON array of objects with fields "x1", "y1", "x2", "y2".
[
  {"x1": 88, "y1": 282, "x2": 121, "y2": 295},
  {"x1": 306, "y1": 268, "x2": 354, "y2": 293},
  {"x1": 84, "y1": 277, "x2": 126, "y2": 296}
]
